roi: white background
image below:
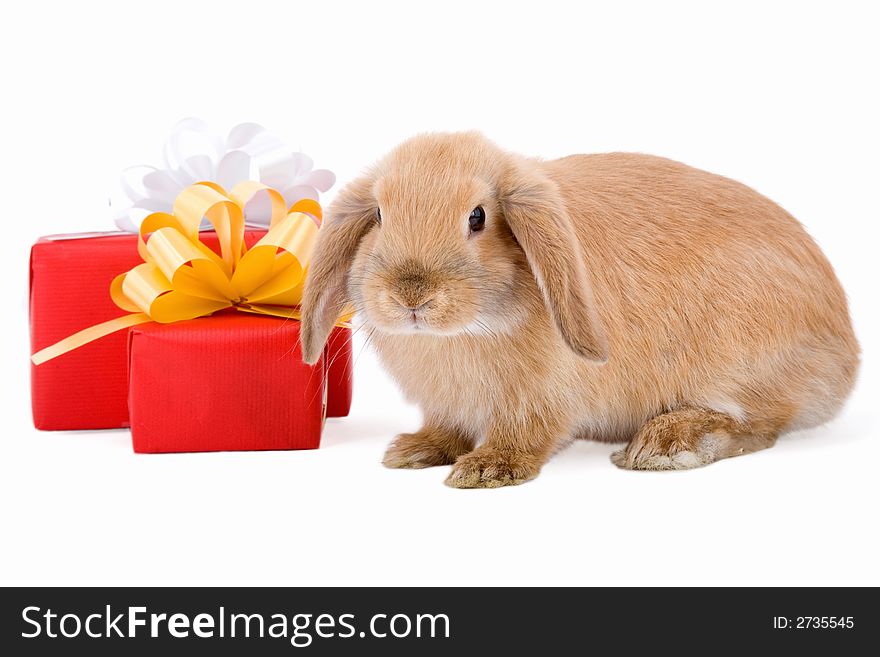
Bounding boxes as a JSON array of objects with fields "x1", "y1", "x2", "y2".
[{"x1": 2, "y1": 0, "x2": 878, "y2": 586}]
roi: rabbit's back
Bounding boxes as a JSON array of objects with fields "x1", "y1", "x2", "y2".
[{"x1": 543, "y1": 153, "x2": 859, "y2": 434}]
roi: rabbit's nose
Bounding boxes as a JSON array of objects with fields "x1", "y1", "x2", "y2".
[
  {"x1": 390, "y1": 261, "x2": 436, "y2": 311},
  {"x1": 390, "y1": 292, "x2": 433, "y2": 313}
]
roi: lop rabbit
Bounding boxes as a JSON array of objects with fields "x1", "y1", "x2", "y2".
[{"x1": 300, "y1": 132, "x2": 859, "y2": 488}]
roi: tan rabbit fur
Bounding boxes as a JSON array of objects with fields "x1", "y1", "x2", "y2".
[{"x1": 300, "y1": 132, "x2": 859, "y2": 488}]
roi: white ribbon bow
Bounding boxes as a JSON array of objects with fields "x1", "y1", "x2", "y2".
[{"x1": 111, "y1": 118, "x2": 335, "y2": 232}]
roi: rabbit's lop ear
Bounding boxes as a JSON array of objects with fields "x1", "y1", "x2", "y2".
[
  {"x1": 300, "y1": 176, "x2": 375, "y2": 365},
  {"x1": 500, "y1": 160, "x2": 609, "y2": 362}
]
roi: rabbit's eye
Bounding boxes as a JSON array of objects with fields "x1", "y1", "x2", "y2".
[
  {"x1": 376, "y1": 208, "x2": 382, "y2": 225},
  {"x1": 469, "y1": 206, "x2": 486, "y2": 233}
]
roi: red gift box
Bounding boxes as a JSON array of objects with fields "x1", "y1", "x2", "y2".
[
  {"x1": 325, "y1": 326, "x2": 353, "y2": 418},
  {"x1": 128, "y1": 313, "x2": 325, "y2": 453},
  {"x1": 30, "y1": 232, "x2": 352, "y2": 430}
]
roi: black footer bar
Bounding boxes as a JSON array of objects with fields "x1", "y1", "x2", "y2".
[{"x1": 1, "y1": 587, "x2": 874, "y2": 655}]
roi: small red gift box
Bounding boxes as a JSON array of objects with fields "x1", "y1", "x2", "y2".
[
  {"x1": 128, "y1": 313, "x2": 325, "y2": 453},
  {"x1": 325, "y1": 325, "x2": 353, "y2": 418},
  {"x1": 30, "y1": 232, "x2": 352, "y2": 430}
]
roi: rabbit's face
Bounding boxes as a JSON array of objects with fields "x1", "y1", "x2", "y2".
[
  {"x1": 300, "y1": 132, "x2": 608, "y2": 366},
  {"x1": 350, "y1": 162, "x2": 528, "y2": 337}
]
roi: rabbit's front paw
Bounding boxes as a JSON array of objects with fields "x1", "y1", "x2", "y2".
[
  {"x1": 445, "y1": 447, "x2": 540, "y2": 488},
  {"x1": 382, "y1": 427, "x2": 472, "y2": 469}
]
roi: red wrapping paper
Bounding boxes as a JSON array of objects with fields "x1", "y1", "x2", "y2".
[
  {"x1": 128, "y1": 313, "x2": 325, "y2": 453},
  {"x1": 325, "y1": 326, "x2": 353, "y2": 418},
  {"x1": 29, "y1": 232, "x2": 352, "y2": 430}
]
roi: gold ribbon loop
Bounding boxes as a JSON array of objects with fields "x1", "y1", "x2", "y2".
[{"x1": 31, "y1": 182, "x2": 343, "y2": 366}]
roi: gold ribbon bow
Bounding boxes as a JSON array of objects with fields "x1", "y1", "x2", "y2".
[{"x1": 32, "y1": 181, "x2": 327, "y2": 365}]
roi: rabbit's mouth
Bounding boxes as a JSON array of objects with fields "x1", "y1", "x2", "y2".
[
  {"x1": 354, "y1": 252, "x2": 519, "y2": 337},
  {"x1": 369, "y1": 301, "x2": 506, "y2": 338},
  {"x1": 376, "y1": 298, "x2": 448, "y2": 335},
  {"x1": 358, "y1": 270, "x2": 525, "y2": 338},
  {"x1": 406, "y1": 312, "x2": 428, "y2": 331},
  {"x1": 398, "y1": 298, "x2": 434, "y2": 331},
  {"x1": 384, "y1": 306, "x2": 429, "y2": 333}
]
